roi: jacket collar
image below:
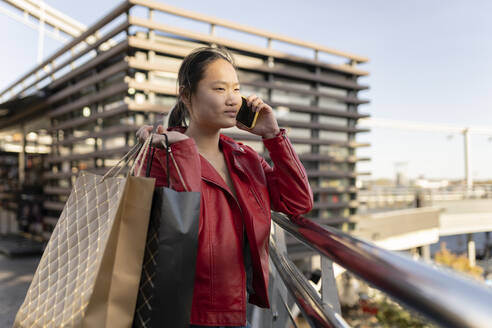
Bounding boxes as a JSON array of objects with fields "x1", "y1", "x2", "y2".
[{"x1": 167, "y1": 126, "x2": 248, "y2": 188}]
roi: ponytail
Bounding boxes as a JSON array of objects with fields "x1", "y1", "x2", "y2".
[{"x1": 168, "y1": 99, "x2": 189, "y2": 128}]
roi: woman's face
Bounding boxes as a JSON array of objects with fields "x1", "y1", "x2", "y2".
[{"x1": 185, "y1": 58, "x2": 242, "y2": 131}]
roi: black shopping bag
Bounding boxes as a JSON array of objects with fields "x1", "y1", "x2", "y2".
[{"x1": 133, "y1": 134, "x2": 201, "y2": 328}]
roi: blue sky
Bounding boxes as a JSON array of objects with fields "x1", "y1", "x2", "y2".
[{"x1": 1, "y1": 0, "x2": 491, "y2": 180}]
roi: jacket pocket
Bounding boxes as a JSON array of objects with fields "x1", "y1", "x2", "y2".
[{"x1": 250, "y1": 186, "x2": 268, "y2": 217}]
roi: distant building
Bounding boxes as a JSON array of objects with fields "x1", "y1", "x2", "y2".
[{"x1": 0, "y1": 0, "x2": 370, "y2": 241}]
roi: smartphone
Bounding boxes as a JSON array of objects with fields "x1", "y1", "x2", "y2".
[{"x1": 236, "y1": 96, "x2": 259, "y2": 129}]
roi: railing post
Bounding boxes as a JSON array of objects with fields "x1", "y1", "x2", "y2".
[
  {"x1": 271, "y1": 222, "x2": 289, "y2": 327},
  {"x1": 321, "y1": 257, "x2": 342, "y2": 315},
  {"x1": 467, "y1": 233, "x2": 476, "y2": 267}
]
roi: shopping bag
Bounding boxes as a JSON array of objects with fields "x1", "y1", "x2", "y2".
[
  {"x1": 14, "y1": 136, "x2": 156, "y2": 328},
  {"x1": 132, "y1": 133, "x2": 201, "y2": 328}
]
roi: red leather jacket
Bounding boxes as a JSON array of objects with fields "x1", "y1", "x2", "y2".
[{"x1": 140, "y1": 126, "x2": 313, "y2": 326}]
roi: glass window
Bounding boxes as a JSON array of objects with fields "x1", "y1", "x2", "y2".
[
  {"x1": 285, "y1": 127, "x2": 310, "y2": 138},
  {"x1": 291, "y1": 144, "x2": 311, "y2": 154},
  {"x1": 104, "y1": 98, "x2": 125, "y2": 111},
  {"x1": 320, "y1": 209, "x2": 343, "y2": 219},
  {"x1": 303, "y1": 161, "x2": 319, "y2": 170},
  {"x1": 237, "y1": 70, "x2": 264, "y2": 83},
  {"x1": 150, "y1": 71, "x2": 178, "y2": 89},
  {"x1": 274, "y1": 77, "x2": 312, "y2": 90},
  {"x1": 319, "y1": 178, "x2": 350, "y2": 188},
  {"x1": 104, "y1": 159, "x2": 120, "y2": 166},
  {"x1": 59, "y1": 146, "x2": 70, "y2": 156},
  {"x1": 73, "y1": 129, "x2": 90, "y2": 138},
  {"x1": 73, "y1": 144, "x2": 94, "y2": 155},
  {"x1": 319, "y1": 131, "x2": 347, "y2": 142},
  {"x1": 78, "y1": 121, "x2": 98, "y2": 133},
  {"x1": 318, "y1": 193, "x2": 349, "y2": 203},
  {"x1": 318, "y1": 97, "x2": 347, "y2": 111},
  {"x1": 318, "y1": 116, "x2": 347, "y2": 126},
  {"x1": 134, "y1": 92, "x2": 146, "y2": 104},
  {"x1": 79, "y1": 85, "x2": 97, "y2": 97},
  {"x1": 102, "y1": 113, "x2": 127, "y2": 127},
  {"x1": 239, "y1": 85, "x2": 268, "y2": 99},
  {"x1": 57, "y1": 179, "x2": 69, "y2": 188},
  {"x1": 153, "y1": 54, "x2": 181, "y2": 69},
  {"x1": 276, "y1": 110, "x2": 311, "y2": 122},
  {"x1": 273, "y1": 62, "x2": 313, "y2": 74},
  {"x1": 320, "y1": 68, "x2": 352, "y2": 81},
  {"x1": 319, "y1": 163, "x2": 349, "y2": 172},
  {"x1": 271, "y1": 89, "x2": 313, "y2": 106},
  {"x1": 73, "y1": 160, "x2": 93, "y2": 171},
  {"x1": 318, "y1": 85, "x2": 347, "y2": 97},
  {"x1": 61, "y1": 161, "x2": 70, "y2": 173},
  {"x1": 103, "y1": 136, "x2": 126, "y2": 149},
  {"x1": 319, "y1": 145, "x2": 349, "y2": 157},
  {"x1": 153, "y1": 95, "x2": 178, "y2": 109},
  {"x1": 99, "y1": 71, "x2": 126, "y2": 89}
]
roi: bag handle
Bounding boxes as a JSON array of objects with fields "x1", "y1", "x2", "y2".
[
  {"x1": 100, "y1": 134, "x2": 152, "y2": 182},
  {"x1": 130, "y1": 133, "x2": 153, "y2": 177},
  {"x1": 145, "y1": 140, "x2": 156, "y2": 178},
  {"x1": 164, "y1": 134, "x2": 171, "y2": 188},
  {"x1": 145, "y1": 133, "x2": 171, "y2": 188},
  {"x1": 100, "y1": 143, "x2": 140, "y2": 182}
]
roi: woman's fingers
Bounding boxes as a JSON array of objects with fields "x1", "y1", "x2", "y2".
[
  {"x1": 137, "y1": 125, "x2": 189, "y2": 147},
  {"x1": 136, "y1": 125, "x2": 153, "y2": 143},
  {"x1": 236, "y1": 120, "x2": 249, "y2": 130},
  {"x1": 246, "y1": 95, "x2": 264, "y2": 112},
  {"x1": 246, "y1": 95, "x2": 257, "y2": 107},
  {"x1": 151, "y1": 134, "x2": 166, "y2": 148},
  {"x1": 253, "y1": 98, "x2": 263, "y2": 112},
  {"x1": 146, "y1": 131, "x2": 190, "y2": 148}
]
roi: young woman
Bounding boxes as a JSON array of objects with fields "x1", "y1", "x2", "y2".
[{"x1": 136, "y1": 46, "x2": 313, "y2": 328}]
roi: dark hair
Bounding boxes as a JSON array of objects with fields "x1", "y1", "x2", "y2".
[{"x1": 168, "y1": 46, "x2": 236, "y2": 128}]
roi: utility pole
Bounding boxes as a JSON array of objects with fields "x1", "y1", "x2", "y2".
[{"x1": 463, "y1": 128, "x2": 473, "y2": 189}]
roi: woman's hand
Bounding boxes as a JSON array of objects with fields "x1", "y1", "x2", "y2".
[
  {"x1": 136, "y1": 125, "x2": 189, "y2": 148},
  {"x1": 236, "y1": 95, "x2": 280, "y2": 139}
]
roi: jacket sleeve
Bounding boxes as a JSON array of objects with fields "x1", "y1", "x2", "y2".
[
  {"x1": 134, "y1": 137, "x2": 201, "y2": 192},
  {"x1": 257, "y1": 128, "x2": 313, "y2": 216}
]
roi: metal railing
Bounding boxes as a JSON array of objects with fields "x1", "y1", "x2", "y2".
[
  {"x1": 264, "y1": 211, "x2": 492, "y2": 328},
  {"x1": 268, "y1": 232, "x2": 349, "y2": 328}
]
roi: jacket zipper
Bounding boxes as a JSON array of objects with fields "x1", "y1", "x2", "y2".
[
  {"x1": 250, "y1": 186, "x2": 268, "y2": 217},
  {"x1": 283, "y1": 134, "x2": 305, "y2": 179},
  {"x1": 234, "y1": 159, "x2": 269, "y2": 219}
]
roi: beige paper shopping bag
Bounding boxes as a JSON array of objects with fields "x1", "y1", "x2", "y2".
[{"x1": 14, "y1": 137, "x2": 155, "y2": 328}]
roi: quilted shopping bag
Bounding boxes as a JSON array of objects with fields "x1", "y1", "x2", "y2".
[{"x1": 14, "y1": 136, "x2": 155, "y2": 328}]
